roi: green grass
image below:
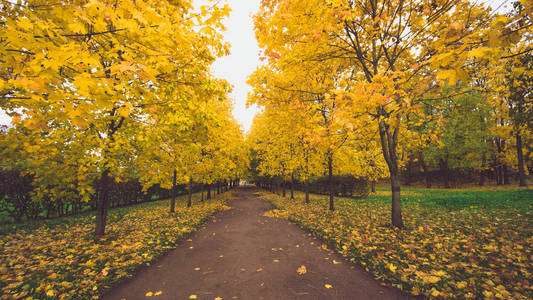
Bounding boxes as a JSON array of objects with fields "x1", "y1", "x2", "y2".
[
  {"x1": 366, "y1": 187, "x2": 533, "y2": 211},
  {"x1": 0, "y1": 191, "x2": 207, "y2": 235}
]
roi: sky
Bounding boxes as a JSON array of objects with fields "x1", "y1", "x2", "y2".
[{"x1": 209, "y1": 0, "x2": 262, "y2": 133}]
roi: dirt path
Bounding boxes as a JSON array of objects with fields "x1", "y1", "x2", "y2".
[{"x1": 103, "y1": 187, "x2": 407, "y2": 300}]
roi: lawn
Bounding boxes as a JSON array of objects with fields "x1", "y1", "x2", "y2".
[
  {"x1": 0, "y1": 192, "x2": 233, "y2": 299},
  {"x1": 261, "y1": 187, "x2": 533, "y2": 299}
]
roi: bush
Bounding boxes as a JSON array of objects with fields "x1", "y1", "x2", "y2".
[{"x1": 306, "y1": 175, "x2": 369, "y2": 198}]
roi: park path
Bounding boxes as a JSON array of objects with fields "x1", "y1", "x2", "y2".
[{"x1": 103, "y1": 186, "x2": 407, "y2": 300}]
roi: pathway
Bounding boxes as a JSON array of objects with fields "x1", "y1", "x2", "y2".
[{"x1": 103, "y1": 187, "x2": 407, "y2": 300}]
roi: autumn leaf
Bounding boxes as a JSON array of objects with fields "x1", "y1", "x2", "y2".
[{"x1": 297, "y1": 265, "x2": 307, "y2": 275}]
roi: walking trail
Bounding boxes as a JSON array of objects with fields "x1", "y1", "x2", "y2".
[{"x1": 103, "y1": 186, "x2": 407, "y2": 300}]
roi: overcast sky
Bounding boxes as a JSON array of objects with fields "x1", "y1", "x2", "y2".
[{"x1": 210, "y1": 0, "x2": 261, "y2": 133}]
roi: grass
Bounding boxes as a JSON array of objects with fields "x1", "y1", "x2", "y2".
[
  {"x1": 368, "y1": 187, "x2": 533, "y2": 211},
  {"x1": 0, "y1": 192, "x2": 206, "y2": 234},
  {"x1": 261, "y1": 186, "x2": 533, "y2": 299},
  {"x1": 0, "y1": 191, "x2": 233, "y2": 299}
]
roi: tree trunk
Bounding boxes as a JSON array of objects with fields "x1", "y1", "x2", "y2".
[
  {"x1": 378, "y1": 120, "x2": 403, "y2": 228},
  {"x1": 439, "y1": 158, "x2": 450, "y2": 188},
  {"x1": 305, "y1": 180, "x2": 310, "y2": 204},
  {"x1": 187, "y1": 177, "x2": 192, "y2": 208},
  {"x1": 419, "y1": 152, "x2": 431, "y2": 188},
  {"x1": 516, "y1": 133, "x2": 528, "y2": 187},
  {"x1": 371, "y1": 180, "x2": 376, "y2": 193},
  {"x1": 390, "y1": 171, "x2": 403, "y2": 228},
  {"x1": 201, "y1": 186, "x2": 204, "y2": 202},
  {"x1": 290, "y1": 174, "x2": 295, "y2": 200},
  {"x1": 95, "y1": 170, "x2": 111, "y2": 239},
  {"x1": 217, "y1": 182, "x2": 220, "y2": 194},
  {"x1": 282, "y1": 181, "x2": 286, "y2": 197},
  {"x1": 479, "y1": 154, "x2": 486, "y2": 186},
  {"x1": 495, "y1": 137, "x2": 503, "y2": 185},
  {"x1": 170, "y1": 169, "x2": 177, "y2": 213},
  {"x1": 503, "y1": 164, "x2": 510, "y2": 185},
  {"x1": 207, "y1": 184, "x2": 212, "y2": 199},
  {"x1": 496, "y1": 165, "x2": 503, "y2": 185},
  {"x1": 328, "y1": 154, "x2": 334, "y2": 211}
]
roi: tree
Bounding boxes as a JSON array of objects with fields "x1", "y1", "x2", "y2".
[{"x1": 0, "y1": 0, "x2": 231, "y2": 238}]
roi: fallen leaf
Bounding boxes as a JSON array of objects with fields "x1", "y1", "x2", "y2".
[
  {"x1": 146, "y1": 291, "x2": 153, "y2": 297},
  {"x1": 215, "y1": 297, "x2": 222, "y2": 300},
  {"x1": 189, "y1": 295, "x2": 197, "y2": 299},
  {"x1": 297, "y1": 265, "x2": 307, "y2": 275},
  {"x1": 194, "y1": 267, "x2": 200, "y2": 271},
  {"x1": 155, "y1": 291, "x2": 162, "y2": 296},
  {"x1": 256, "y1": 268, "x2": 264, "y2": 272},
  {"x1": 332, "y1": 260, "x2": 341, "y2": 264},
  {"x1": 273, "y1": 259, "x2": 279, "y2": 263},
  {"x1": 325, "y1": 284, "x2": 332, "y2": 289}
]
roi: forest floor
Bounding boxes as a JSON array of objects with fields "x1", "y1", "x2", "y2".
[{"x1": 102, "y1": 186, "x2": 406, "y2": 300}]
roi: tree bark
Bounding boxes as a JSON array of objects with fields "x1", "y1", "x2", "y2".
[
  {"x1": 305, "y1": 180, "x2": 310, "y2": 204},
  {"x1": 187, "y1": 177, "x2": 192, "y2": 207},
  {"x1": 503, "y1": 164, "x2": 510, "y2": 185},
  {"x1": 378, "y1": 119, "x2": 403, "y2": 228},
  {"x1": 419, "y1": 152, "x2": 431, "y2": 188},
  {"x1": 201, "y1": 186, "x2": 204, "y2": 202},
  {"x1": 95, "y1": 169, "x2": 111, "y2": 239},
  {"x1": 439, "y1": 158, "x2": 450, "y2": 188},
  {"x1": 170, "y1": 169, "x2": 177, "y2": 213},
  {"x1": 207, "y1": 184, "x2": 212, "y2": 199},
  {"x1": 516, "y1": 133, "x2": 528, "y2": 187},
  {"x1": 371, "y1": 180, "x2": 376, "y2": 193},
  {"x1": 282, "y1": 181, "x2": 286, "y2": 197},
  {"x1": 290, "y1": 174, "x2": 295, "y2": 200},
  {"x1": 479, "y1": 154, "x2": 486, "y2": 186},
  {"x1": 390, "y1": 171, "x2": 402, "y2": 227},
  {"x1": 328, "y1": 154, "x2": 334, "y2": 211}
]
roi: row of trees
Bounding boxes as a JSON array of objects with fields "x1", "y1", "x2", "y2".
[
  {"x1": 0, "y1": 166, "x2": 238, "y2": 223},
  {"x1": 247, "y1": 0, "x2": 531, "y2": 228},
  {"x1": 0, "y1": 0, "x2": 248, "y2": 238}
]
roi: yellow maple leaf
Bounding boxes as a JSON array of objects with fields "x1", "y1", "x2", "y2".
[
  {"x1": 146, "y1": 291, "x2": 153, "y2": 297},
  {"x1": 325, "y1": 284, "x2": 333, "y2": 289},
  {"x1": 297, "y1": 265, "x2": 307, "y2": 275},
  {"x1": 154, "y1": 291, "x2": 162, "y2": 296}
]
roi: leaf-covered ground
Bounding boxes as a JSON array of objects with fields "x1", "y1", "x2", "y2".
[
  {"x1": 261, "y1": 187, "x2": 533, "y2": 299},
  {"x1": 0, "y1": 192, "x2": 232, "y2": 300}
]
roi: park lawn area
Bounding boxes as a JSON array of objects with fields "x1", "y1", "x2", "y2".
[
  {"x1": 261, "y1": 187, "x2": 533, "y2": 299},
  {"x1": 0, "y1": 192, "x2": 233, "y2": 300}
]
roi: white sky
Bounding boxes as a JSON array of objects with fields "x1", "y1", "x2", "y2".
[{"x1": 210, "y1": 0, "x2": 262, "y2": 133}]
